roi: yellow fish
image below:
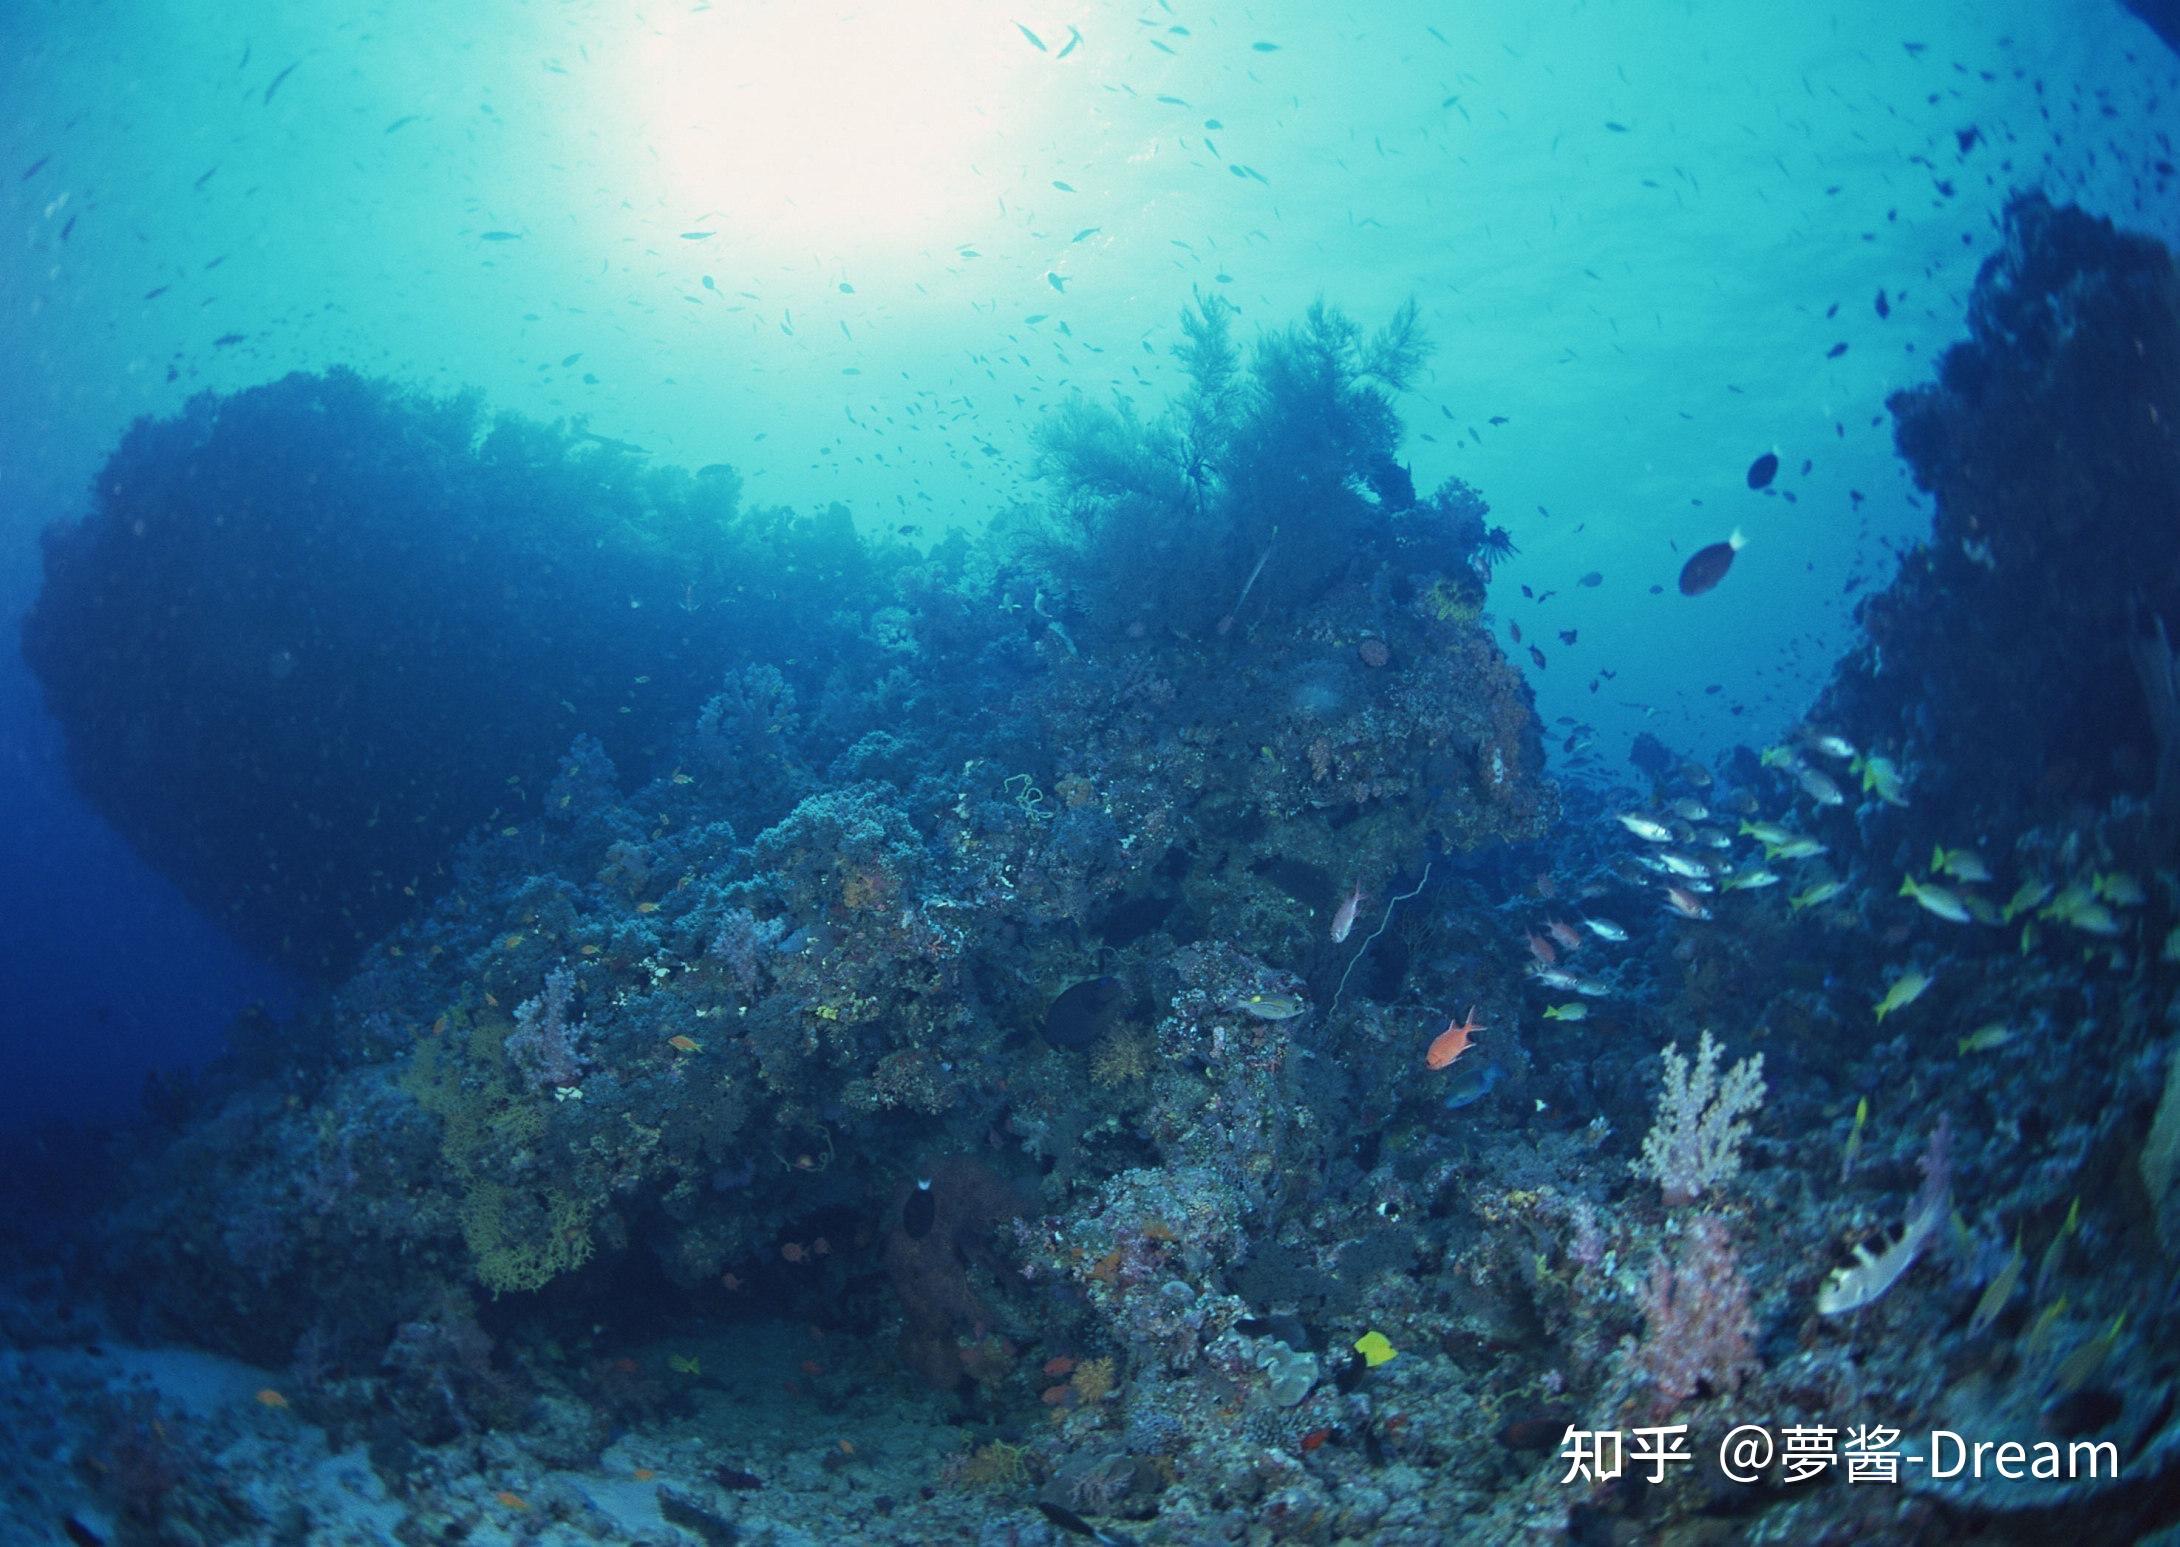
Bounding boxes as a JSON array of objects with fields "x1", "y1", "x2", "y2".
[
  {"x1": 1931, "y1": 844, "x2": 1991, "y2": 883},
  {"x1": 668, "y1": 1354, "x2": 701, "y2": 1376},
  {"x1": 1873, "y1": 969, "x2": 1933, "y2": 1022},
  {"x1": 1353, "y1": 1330, "x2": 1398, "y2": 1367}
]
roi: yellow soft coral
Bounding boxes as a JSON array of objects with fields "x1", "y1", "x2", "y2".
[
  {"x1": 460, "y1": 1181, "x2": 596, "y2": 1296},
  {"x1": 404, "y1": 1004, "x2": 596, "y2": 1294},
  {"x1": 1070, "y1": 1356, "x2": 1117, "y2": 1405}
]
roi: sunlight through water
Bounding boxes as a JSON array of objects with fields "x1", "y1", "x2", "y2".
[{"x1": 622, "y1": 1, "x2": 1035, "y2": 255}]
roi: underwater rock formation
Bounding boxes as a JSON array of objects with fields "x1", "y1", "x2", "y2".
[
  {"x1": 1814, "y1": 193, "x2": 2180, "y2": 848},
  {"x1": 21, "y1": 370, "x2": 897, "y2": 978},
  {"x1": 83, "y1": 301, "x2": 1554, "y2": 1397},
  {"x1": 33, "y1": 252, "x2": 2180, "y2": 1544}
]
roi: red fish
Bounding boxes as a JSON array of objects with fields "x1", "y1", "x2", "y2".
[
  {"x1": 1426, "y1": 1007, "x2": 1483, "y2": 1069},
  {"x1": 1678, "y1": 530, "x2": 1746, "y2": 596}
]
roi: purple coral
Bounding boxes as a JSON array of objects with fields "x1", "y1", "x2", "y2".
[
  {"x1": 505, "y1": 966, "x2": 587, "y2": 1092},
  {"x1": 709, "y1": 906, "x2": 787, "y2": 991},
  {"x1": 1636, "y1": 1215, "x2": 1758, "y2": 1414}
]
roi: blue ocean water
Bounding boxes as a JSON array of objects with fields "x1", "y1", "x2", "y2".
[{"x1": 2, "y1": 2, "x2": 2176, "y2": 1542}]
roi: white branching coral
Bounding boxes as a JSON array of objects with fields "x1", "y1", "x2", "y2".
[{"x1": 1634, "y1": 1030, "x2": 1766, "y2": 1206}]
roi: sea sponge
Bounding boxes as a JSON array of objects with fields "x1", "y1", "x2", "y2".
[{"x1": 1256, "y1": 1340, "x2": 1319, "y2": 1407}]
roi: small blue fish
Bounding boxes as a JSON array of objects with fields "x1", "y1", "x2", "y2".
[{"x1": 1441, "y1": 1061, "x2": 1503, "y2": 1110}]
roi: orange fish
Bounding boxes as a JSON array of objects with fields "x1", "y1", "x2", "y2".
[
  {"x1": 1300, "y1": 1427, "x2": 1331, "y2": 1453},
  {"x1": 1426, "y1": 1007, "x2": 1483, "y2": 1070},
  {"x1": 1041, "y1": 1383, "x2": 1075, "y2": 1406},
  {"x1": 632, "y1": 1467, "x2": 657, "y2": 1481},
  {"x1": 495, "y1": 1491, "x2": 529, "y2": 1511},
  {"x1": 781, "y1": 1242, "x2": 807, "y2": 1263},
  {"x1": 667, "y1": 1034, "x2": 701, "y2": 1052},
  {"x1": 811, "y1": 1237, "x2": 831, "y2": 1256},
  {"x1": 838, "y1": 1439, "x2": 857, "y2": 1456},
  {"x1": 1042, "y1": 1355, "x2": 1077, "y2": 1378},
  {"x1": 720, "y1": 1272, "x2": 743, "y2": 1292},
  {"x1": 254, "y1": 1388, "x2": 288, "y2": 1409},
  {"x1": 801, "y1": 1359, "x2": 823, "y2": 1377},
  {"x1": 1525, "y1": 930, "x2": 1557, "y2": 966},
  {"x1": 1545, "y1": 919, "x2": 1583, "y2": 953}
]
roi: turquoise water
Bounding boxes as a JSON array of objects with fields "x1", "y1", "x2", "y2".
[{"x1": 3, "y1": 3, "x2": 2177, "y2": 1542}]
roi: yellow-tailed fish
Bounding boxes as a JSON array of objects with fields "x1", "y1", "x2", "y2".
[
  {"x1": 1958, "y1": 1023, "x2": 2014, "y2": 1055},
  {"x1": 1738, "y1": 819, "x2": 1796, "y2": 846},
  {"x1": 668, "y1": 1354, "x2": 701, "y2": 1376},
  {"x1": 1765, "y1": 836, "x2": 1828, "y2": 862},
  {"x1": 1542, "y1": 1002, "x2": 1589, "y2": 1022},
  {"x1": 2034, "y1": 1198, "x2": 2080, "y2": 1298},
  {"x1": 1873, "y1": 969, "x2": 1934, "y2": 1022},
  {"x1": 1967, "y1": 1233, "x2": 2023, "y2": 1335},
  {"x1": 1853, "y1": 753, "x2": 1910, "y2": 806},
  {"x1": 2041, "y1": 887, "x2": 2124, "y2": 937},
  {"x1": 1932, "y1": 844, "x2": 1992, "y2": 883},
  {"x1": 1961, "y1": 891, "x2": 2005, "y2": 926},
  {"x1": 1899, "y1": 875, "x2": 1972, "y2": 925},
  {"x1": 2023, "y1": 1296, "x2": 2069, "y2": 1357},
  {"x1": 1789, "y1": 879, "x2": 1847, "y2": 912},
  {"x1": 2002, "y1": 878, "x2": 2054, "y2": 922},
  {"x1": 1840, "y1": 1096, "x2": 1867, "y2": 1181},
  {"x1": 2053, "y1": 1314, "x2": 2125, "y2": 1393}
]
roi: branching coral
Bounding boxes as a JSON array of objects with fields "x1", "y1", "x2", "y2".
[{"x1": 1633, "y1": 1031, "x2": 1766, "y2": 1207}]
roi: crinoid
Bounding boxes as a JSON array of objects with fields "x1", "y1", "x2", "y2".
[{"x1": 1473, "y1": 525, "x2": 1526, "y2": 579}]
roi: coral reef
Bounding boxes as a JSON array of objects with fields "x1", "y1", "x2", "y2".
[{"x1": 14, "y1": 248, "x2": 2180, "y2": 1543}]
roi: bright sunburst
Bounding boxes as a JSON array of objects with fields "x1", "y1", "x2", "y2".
[{"x1": 624, "y1": 2, "x2": 1037, "y2": 254}]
